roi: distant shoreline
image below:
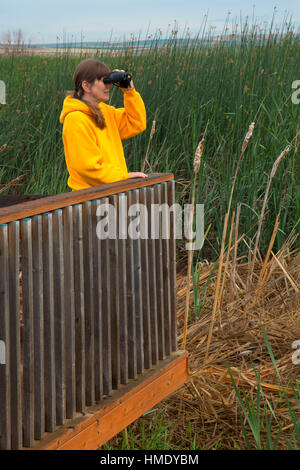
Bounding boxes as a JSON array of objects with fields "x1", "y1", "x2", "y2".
[
  {"x1": 0, "y1": 33, "x2": 296, "y2": 56},
  {"x1": 0, "y1": 47, "x2": 111, "y2": 56}
]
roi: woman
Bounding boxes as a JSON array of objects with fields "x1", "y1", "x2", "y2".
[{"x1": 59, "y1": 59, "x2": 148, "y2": 191}]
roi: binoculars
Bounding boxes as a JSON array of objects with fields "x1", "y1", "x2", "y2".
[{"x1": 103, "y1": 71, "x2": 132, "y2": 89}]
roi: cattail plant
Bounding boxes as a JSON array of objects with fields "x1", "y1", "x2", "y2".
[
  {"x1": 0, "y1": 174, "x2": 24, "y2": 194},
  {"x1": 249, "y1": 143, "x2": 292, "y2": 281},
  {"x1": 182, "y1": 129, "x2": 207, "y2": 350}
]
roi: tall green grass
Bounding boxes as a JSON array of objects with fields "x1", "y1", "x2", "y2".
[
  {"x1": 0, "y1": 18, "x2": 299, "y2": 259},
  {"x1": 102, "y1": 405, "x2": 204, "y2": 450},
  {"x1": 229, "y1": 330, "x2": 300, "y2": 450}
]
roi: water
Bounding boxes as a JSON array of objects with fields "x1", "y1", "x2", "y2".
[{"x1": 10, "y1": 38, "x2": 219, "y2": 50}]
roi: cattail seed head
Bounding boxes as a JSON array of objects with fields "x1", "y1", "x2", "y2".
[
  {"x1": 194, "y1": 138, "x2": 204, "y2": 175},
  {"x1": 150, "y1": 120, "x2": 156, "y2": 140},
  {"x1": 241, "y1": 122, "x2": 255, "y2": 154}
]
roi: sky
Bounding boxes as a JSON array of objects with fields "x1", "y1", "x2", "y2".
[{"x1": 0, "y1": 0, "x2": 300, "y2": 44}]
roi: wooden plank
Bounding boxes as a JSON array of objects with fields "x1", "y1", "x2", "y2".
[
  {"x1": 8, "y1": 221, "x2": 22, "y2": 449},
  {"x1": 139, "y1": 187, "x2": 151, "y2": 370},
  {"x1": 153, "y1": 185, "x2": 165, "y2": 360},
  {"x1": 168, "y1": 181, "x2": 178, "y2": 352},
  {"x1": 100, "y1": 197, "x2": 112, "y2": 395},
  {"x1": 126, "y1": 191, "x2": 137, "y2": 379},
  {"x1": 0, "y1": 194, "x2": 48, "y2": 209},
  {"x1": 132, "y1": 189, "x2": 144, "y2": 375},
  {"x1": 109, "y1": 195, "x2": 120, "y2": 390},
  {"x1": 117, "y1": 194, "x2": 128, "y2": 385},
  {"x1": 21, "y1": 218, "x2": 35, "y2": 446},
  {"x1": 161, "y1": 182, "x2": 172, "y2": 356},
  {"x1": 32, "y1": 351, "x2": 189, "y2": 451},
  {"x1": 82, "y1": 201, "x2": 95, "y2": 406},
  {"x1": 62, "y1": 206, "x2": 76, "y2": 419},
  {"x1": 42, "y1": 213, "x2": 56, "y2": 432},
  {"x1": 147, "y1": 188, "x2": 159, "y2": 365},
  {"x1": 31, "y1": 215, "x2": 45, "y2": 440},
  {"x1": 52, "y1": 209, "x2": 66, "y2": 425},
  {"x1": 0, "y1": 174, "x2": 174, "y2": 224},
  {"x1": 91, "y1": 200, "x2": 103, "y2": 401},
  {"x1": 73, "y1": 204, "x2": 86, "y2": 412},
  {"x1": 0, "y1": 224, "x2": 11, "y2": 449}
]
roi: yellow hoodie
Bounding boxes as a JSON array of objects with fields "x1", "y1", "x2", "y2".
[{"x1": 59, "y1": 88, "x2": 146, "y2": 190}]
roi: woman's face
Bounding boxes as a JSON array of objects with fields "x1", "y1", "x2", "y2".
[{"x1": 83, "y1": 77, "x2": 112, "y2": 103}]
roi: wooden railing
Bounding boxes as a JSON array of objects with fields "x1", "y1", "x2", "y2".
[{"x1": 0, "y1": 173, "x2": 186, "y2": 450}]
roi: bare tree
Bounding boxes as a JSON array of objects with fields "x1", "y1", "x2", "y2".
[{"x1": 1, "y1": 28, "x2": 27, "y2": 54}]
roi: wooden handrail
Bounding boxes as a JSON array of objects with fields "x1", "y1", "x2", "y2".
[{"x1": 0, "y1": 173, "x2": 173, "y2": 224}]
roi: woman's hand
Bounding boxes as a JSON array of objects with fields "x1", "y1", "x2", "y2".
[
  {"x1": 112, "y1": 68, "x2": 134, "y2": 90},
  {"x1": 128, "y1": 172, "x2": 148, "y2": 178}
]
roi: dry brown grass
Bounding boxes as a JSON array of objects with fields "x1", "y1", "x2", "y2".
[
  {"x1": 124, "y1": 237, "x2": 299, "y2": 449},
  {"x1": 105, "y1": 223, "x2": 299, "y2": 449},
  {"x1": 106, "y1": 128, "x2": 299, "y2": 450},
  {"x1": 172, "y1": 226, "x2": 299, "y2": 449}
]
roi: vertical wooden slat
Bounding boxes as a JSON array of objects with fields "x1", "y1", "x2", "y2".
[
  {"x1": 109, "y1": 195, "x2": 120, "y2": 390},
  {"x1": 153, "y1": 184, "x2": 166, "y2": 360},
  {"x1": 100, "y1": 197, "x2": 112, "y2": 394},
  {"x1": 126, "y1": 191, "x2": 137, "y2": 379},
  {"x1": 82, "y1": 201, "x2": 95, "y2": 405},
  {"x1": 0, "y1": 224, "x2": 11, "y2": 449},
  {"x1": 161, "y1": 183, "x2": 172, "y2": 356},
  {"x1": 31, "y1": 215, "x2": 45, "y2": 440},
  {"x1": 138, "y1": 187, "x2": 151, "y2": 370},
  {"x1": 8, "y1": 221, "x2": 22, "y2": 449},
  {"x1": 147, "y1": 188, "x2": 159, "y2": 365},
  {"x1": 132, "y1": 190, "x2": 144, "y2": 375},
  {"x1": 21, "y1": 218, "x2": 35, "y2": 446},
  {"x1": 168, "y1": 180, "x2": 178, "y2": 352},
  {"x1": 118, "y1": 193, "x2": 128, "y2": 385},
  {"x1": 63, "y1": 206, "x2": 76, "y2": 418},
  {"x1": 53, "y1": 209, "x2": 66, "y2": 425},
  {"x1": 92, "y1": 200, "x2": 103, "y2": 401},
  {"x1": 42, "y1": 212, "x2": 56, "y2": 432},
  {"x1": 73, "y1": 204, "x2": 86, "y2": 411}
]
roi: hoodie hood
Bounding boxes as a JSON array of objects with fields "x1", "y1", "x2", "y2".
[{"x1": 59, "y1": 95, "x2": 94, "y2": 124}]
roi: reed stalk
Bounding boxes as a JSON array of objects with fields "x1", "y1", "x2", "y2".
[
  {"x1": 218, "y1": 210, "x2": 235, "y2": 309},
  {"x1": 0, "y1": 174, "x2": 24, "y2": 194},
  {"x1": 182, "y1": 135, "x2": 205, "y2": 350},
  {"x1": 141, "y1": 120, "x2": 156, "y2": 173},
  {"x1": 232, "y1": 203, "x2": 241, "y2": 285},
  {"x1": 249, "y1": 144, "x2": 291, "y2": 281},
  {"x1": 204, "y1": 122, "x2": 255, "y2": 362},
  {"x1": 251, "y1": 211, "x2": 280, "y2": 307}
]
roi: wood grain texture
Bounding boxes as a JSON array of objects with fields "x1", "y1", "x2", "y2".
[
  {"x1": 31, "y1": 351, "x2": 189, "y2": 450},
  {"x1": 0, "y1": 174, "x2": 173, "y2": 224}
]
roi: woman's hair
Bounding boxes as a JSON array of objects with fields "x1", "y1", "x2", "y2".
[{"x1": 67, "y1": 59, "x2": 110, "y2": 129}]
